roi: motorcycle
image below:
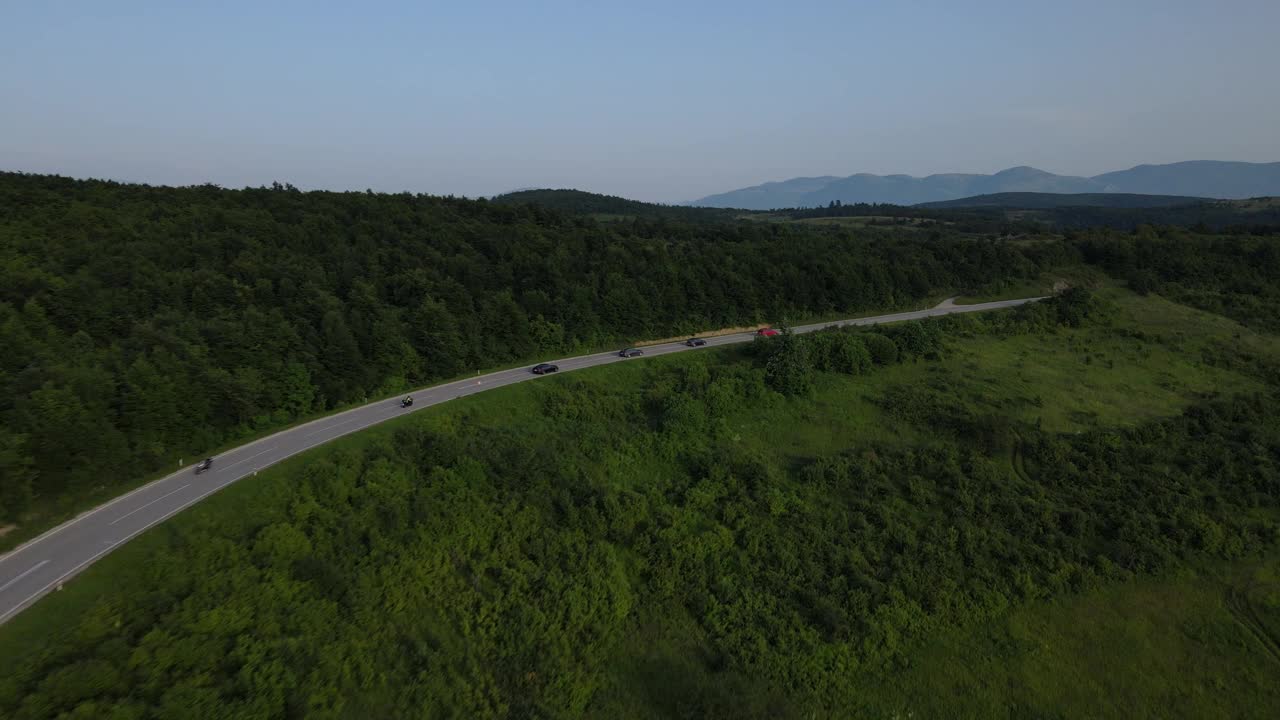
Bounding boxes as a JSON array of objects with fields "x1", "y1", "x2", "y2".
[{"x1": 401, "y1": 396, "x2": 414, "y2": 408}]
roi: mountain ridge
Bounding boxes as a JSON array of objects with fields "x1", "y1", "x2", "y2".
[
  {"x1": 690, "y1": 160, "x2": 1280, "y2": 209},
  {"x1": 917, "y1": 192, "x2": 1210, "y2": 210}
]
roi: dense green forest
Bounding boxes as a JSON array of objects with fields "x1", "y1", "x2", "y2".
[
  {"x1": 1, "y1": 172, "x2": 1065, "y2": 526},
  {"x1": 3, "y1": 287, "x2": 1279, "y2": 718}
]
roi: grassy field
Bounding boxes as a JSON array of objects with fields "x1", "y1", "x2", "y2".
[
  {"x1": 3, "y1": 290, "x2": 1279, "y2": 717},
  {"x1": 724, "y1": 290, "x2": 1272, "y2": 461},
  {"x1": 589, "y1": 555, "x2": 1280, "y2": 719},
  {"x1": 852, "y1": 554, "x2": 1280, "y2": 719}
]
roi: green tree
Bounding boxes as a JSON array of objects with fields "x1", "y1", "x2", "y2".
[
  {"x1": 13, "y1": 382, "x2": 128, "y2": 493},
  {"x1": 863, "y1": 332, "x2": 900, "y2": 366},
  {"x1": 1054, "y1": 287, "x2": 1095, "y2": 327},
  {"x1": 0, "y1": 429, "x2": 35, "y2": 520},
  {"x1": 1127, "y1": 269, "x2": 1159, "y2": 295},
  {"x1": 410, "y1": 297, "x2": 467, "y2": 379},
  {"x1": 318, "y1": 309, "x2": 363, "y2": 402},
  {"x1": 830, "y1": 334, "x2": 872, "y2": 375},
  {"x1": 763, "y1": 327, "x2": 813, "y2": 396},
  {"x1": 121, "y1": 355, "x2": 183, "y2": 464}
]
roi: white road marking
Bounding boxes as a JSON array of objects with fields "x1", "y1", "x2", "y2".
[
  {"x1": 109, "y1": 484, "x2": 191, "y2": 526},
  {"x1": 0, "y1": 560, "x2": 49, "y2": 593},
  {"x1": 305, "y1": 415, "x2": 364, "y2": 437},
  {"x1": 1, "y1": 548, "x2": 119, "y2": 623},
  {"x1": 216, "y1": 446, "x2": 276, "y2": 473},
  {"x1": 0, "y1": 465, "x2": 194, "y2": 565}
]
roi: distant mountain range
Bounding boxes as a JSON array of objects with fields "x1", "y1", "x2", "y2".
[
  {"x1": 916, "y1": 192, "x2": 1208, "y2": 210},
  {"x1": 689, "y1": 161, "x2": 1280, "y2": 209}
]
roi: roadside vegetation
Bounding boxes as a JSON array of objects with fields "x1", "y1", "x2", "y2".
[{"x1": 4, "y1": 284, "x2": 1279, "y2": 718}]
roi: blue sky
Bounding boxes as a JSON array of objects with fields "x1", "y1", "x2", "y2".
[{"x1": 2, "y1": 0, "x2": 1278, "y2": 202}]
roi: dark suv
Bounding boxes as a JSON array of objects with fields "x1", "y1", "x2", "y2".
[
  {"x1": 685, "y1": 338, "x2": 707, "y2": 347},
  {"x1": 531, "y1": 363, "x2": 559, "y2": 374},
  {"x1": 619, "y1": 348, "x2": 644, "y2": 358}
]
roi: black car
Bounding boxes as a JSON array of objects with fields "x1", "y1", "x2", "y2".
[
  {"x1": 619, "y1": 348, "x2": 643, "y2": 358},
  {"x1": 531, "y1": 363, "x2": 559, "y2": 375},
  {"x1": 194, "y1": 458, "x2": 214, "y2": 475},
  {"x1": 685, "y1": 338, "x2": 707, "y2": 347}
]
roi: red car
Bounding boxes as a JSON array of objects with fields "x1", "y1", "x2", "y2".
[{"x1": 755, "y1": 328, "x2": 780, "y2": 337}]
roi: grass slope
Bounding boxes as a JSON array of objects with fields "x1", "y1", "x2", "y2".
[
  {"x1": 851, "y1": 554, "x2": 1280, "y2": 719},
  {"x1": 2, "y1": 291, "x2": 1278, "y2": 718}
]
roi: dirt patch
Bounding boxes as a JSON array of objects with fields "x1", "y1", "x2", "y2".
[
  {"x1": 0, "y1": 524, "x2": 15, "y2": 539},
  {"x1": 635, "y1": 324, "x2": 768, "y2": 347}
]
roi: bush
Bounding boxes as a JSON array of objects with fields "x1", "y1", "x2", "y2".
[
  {"x1": 1127, "y1": 269, "x2": 1160, "y2": 295},
  {"x1": 830, "y1": 334, "x2": 873, "y2": 375},
  {"x1": 763, "y1": 329, "x2": 813, "y2": 396},
  {"x1": 863, "y1": 333, "x2": 900, "y2": 366},
  {"x1": 1054, "y1": 287, "x2": 1097, "y2": 327}
]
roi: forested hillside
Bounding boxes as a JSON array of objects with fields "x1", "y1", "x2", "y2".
[
  {"x1": 490, "y1": 188, "x2": 742, "y2": 223},
  {"x1": 3, "y1": 287, "x2": 1279, "y2": 718},
  {"x1": 0, "y1": 172, "x2": 1061, "y2": 526}
]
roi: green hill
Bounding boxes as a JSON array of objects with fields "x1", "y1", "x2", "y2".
[{"x1": 490, "y1": 188, "x2": 745, "y2": 222}]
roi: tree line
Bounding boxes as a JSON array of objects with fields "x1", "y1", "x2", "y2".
[
  {"x1": 790, "y1": 197, "x2": 1280, "y2": 233},
  {"x1": 1076, "y1": 226, "x2": 1280, "y2": 331}
]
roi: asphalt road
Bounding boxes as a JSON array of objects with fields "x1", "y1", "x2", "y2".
[{"x1": 0, "y1": 296, "x2": 1043, "y2": 625}]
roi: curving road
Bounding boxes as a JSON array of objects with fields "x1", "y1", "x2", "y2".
[{"x1": 0, "y1": 296, "x2": 1043, "y2": 625}]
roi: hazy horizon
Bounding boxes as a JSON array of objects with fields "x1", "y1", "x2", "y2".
[{"x1": 3, "y1": 1, "x2": 1279, "y2": 203}]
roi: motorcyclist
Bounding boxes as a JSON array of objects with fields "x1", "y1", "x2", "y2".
[{"x1": 402, "y1": 396, "x2": 413, "y2": 406}]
